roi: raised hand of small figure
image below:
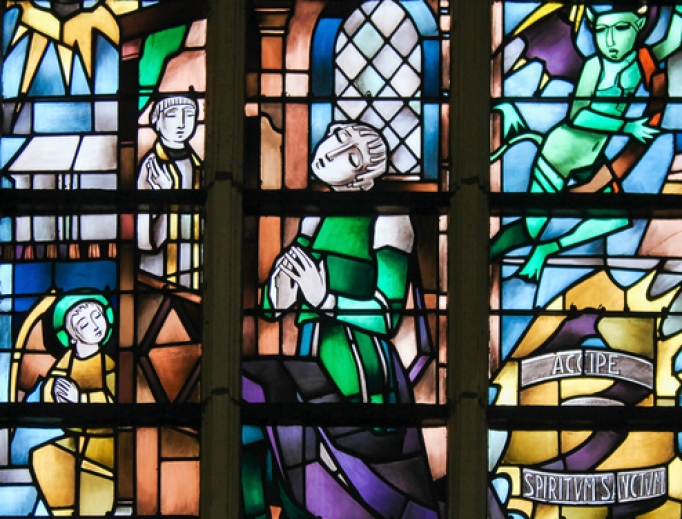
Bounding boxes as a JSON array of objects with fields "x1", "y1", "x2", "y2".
[
  {"x1": 53, "y1": 377, "x2": 80, "y2": 403},
  {"x1": 269, "y1": 252, "x2": 299, "y2": 311},
  {"x1": 147, "y1": 157, "x2": 174, "y2": 190},
  {"x1": 278, "y1": 246, "x2": 328, "y2": 308},
  {"x1": 624, "y1": 117, "x2": 660, "y2": 143},
  {"x1": 494, "y1": 102, "x2": 527, "y2": 138}
]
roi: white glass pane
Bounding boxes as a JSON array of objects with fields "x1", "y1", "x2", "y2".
[
  {"x1": 336, "y1": 45, "x2": 367, "y2": 80},
  {"x1": 33, "y1": 216, "x2": 56, "y2": 241},
  {"x1": 80, "y1": 214, "x2": 117, "y2": 240},
  {"x1": 372, "y1": 0, "x2": 406, "y2": 37},
  {"x1": 391, "y1": 64, "x2": 420, "y2": 96},
  {"x1": 73, "y1": 135, "x2": 117, "y2": 171},
  {"x1": 9, "y1": 136, "x2": 79, "y2": 172},
  {"x1": 374, "y1": 45, "x2": 403, "y2": 79},
  {"x1": 391, "y1": 19, "x2": 418, "y2": 55},
  {"x1": 354, "y1": 23, "x2": 384, "y2": 59}
]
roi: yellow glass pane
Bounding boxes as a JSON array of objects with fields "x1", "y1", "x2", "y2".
[
  {"x1": 596, "y1": 432, "x2": 675, "y2": 471},
  {"x1": 502, "y1": 431, "x2": 559, "y2": 465}
]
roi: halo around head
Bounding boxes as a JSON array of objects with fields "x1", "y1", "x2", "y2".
[{"x1": 53, "y1": 291, "x2": 114, "y2": 348}]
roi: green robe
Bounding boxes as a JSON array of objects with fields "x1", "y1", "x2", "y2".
[{"x1": 264, "y1": 216, "x2": 412, "y2": 404}]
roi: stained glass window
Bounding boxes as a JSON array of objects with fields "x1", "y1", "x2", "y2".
[
  {"x1": 0, "y1": 0, "x2": 206, "y2": 515},
  {"x1": 490, "y1": 2, "x2": 682, "y2": 518},
  {"x1": 242, "y1": 0, "x2": 450, "y2": 517}
]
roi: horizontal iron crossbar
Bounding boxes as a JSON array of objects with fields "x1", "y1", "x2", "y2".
[
  {"x1": 489, "y1": 406, "x2": 682, "y2": 431},
  {"x1": 0, "y1": 403, "x2": 201, "y2": 428},
  {"x1": 241, "y1": 403, "x2": 449, "y2": 426}
]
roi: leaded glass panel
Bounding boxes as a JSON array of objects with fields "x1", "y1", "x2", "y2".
[
  {"x1": 490, "y1": 3, "x2": 682, "y2": 518},
  {"x1": 243, "y1": 0, "x2": 449, "y2": 517},
  {"x1": 0, "y1": 1, "x2": 206, "y2": 515}
]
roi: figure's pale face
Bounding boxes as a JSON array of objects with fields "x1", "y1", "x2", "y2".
[
  {"x1": 311, "y1": 126, "x2": 371, "y2": 188},
  {"x1": 157, "y1": 105, "x2": 197, "y2": 149},
  {"x1": 70, "y1": 304, "x2": 107, "y2": 346},
  {"x1": 594, "y1": 12, "x2": 641, "y2": 62}
]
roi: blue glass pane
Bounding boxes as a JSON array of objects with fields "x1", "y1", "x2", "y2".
[
  {"x1": 2, "y1": 36, "x2": 28, "y2": 98},
  {"x1": 54, "y1": 261, "x2": 117, "y2": 293},
  {"x1": 94, "y1": 35, "x2": 119, "y2": 95},
  {"x1": 422, "y1": 39, "x2": 439, "y2": 97},
  {"x1": 242, "y1": 425, "x2": 264, "y2": 445},
  {"x1": 28, "y1": 43, "x2": 65, "y2": 97},
  {"x1": 502, "y1": 141, "x2": 535, "y2": 192},
  {"x1": 403, "y1": 0, "x2": 438, "y2": 36},
  {"x1": 535, "y1": 266, "x2": 595, "y2": 308},
  {"x1": 70, "y1": 54, "x2": 92, "y2": 95},
  {"x1": 621, "y1": 135, "x2": 674, "y2": 194},
  {"x1": 646, "y1": 6, "x2": 672, "y2": 44},
  {"x1": 1, "y1": 137, "x2": 26, "y2": 168},
  {"x1": 310, "y1": 103, "x2": 332, "y2": 150},
  {"x1": 0, "y1": 314, "x2": 9, "y2": 345},
  {"x1": 11, "y1": 428, "x2": 61, "y2": 464},
  {"x1": 3, "y1": 7, "x2": 20, "y2": 56},
  {"x1": 608, "y1": 269, "x2": 649, "y2": 289},
  {"x1": 501, "y1": 275, "x2": 537, "y2": 310},
  {"x1": 311, "y1": 18, "x2": 342, "y2": 96},
  {"x1": 34, "y1": 102, "x2": 92, "y2": 133},
  {"x1": 504, "y1": 62, "x2": 542, "y2": 97},
  {"x1": 0, "y1": 486, "x2": 38, "y2": 515},
  {"x1": 500, "y1": 314, "x2": 533, "y2": 360},
  {"x1": 517, "y1": 102, "x2": 567, "y2": 133},
  {"x1": 606, "y1": 219, "x2": 648, "y2": 256},
  {"x1": 14, "y1": 264, "x2": 52, "y2": 312},
  {"x1": 503, "y1": 2, "x2": 540, "y2": 36},
  {"x1": 423, "y1": 103, "x2": 438, "y2": 179}
]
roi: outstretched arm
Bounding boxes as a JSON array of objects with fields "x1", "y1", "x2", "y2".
[
  {"x1": 568, "y1": 58, "x2": 659, "y2": 142},
  {"x1": 572, "y1": 109, "x2": 659, "y2": 142},
  {"x1": 493, "y1": 102, "x2": 527, "y2": 138}
]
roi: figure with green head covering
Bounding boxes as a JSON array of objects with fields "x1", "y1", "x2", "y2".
[
  {"x1": 30, "y1": 291, "x2": 117, "y2": 515},
  {"x1": 491, "y1": 3, "x2": 682, "y2": 281}
]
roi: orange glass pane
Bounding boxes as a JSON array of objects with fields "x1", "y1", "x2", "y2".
[{"x1": 262, "y1": 36, "x2": 283, "y2": 69}]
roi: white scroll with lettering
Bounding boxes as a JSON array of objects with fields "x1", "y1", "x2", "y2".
[
  {"x1": 522, "y1": 468, "x2": 666, "y2": 505},
  {"x1": 520, "y1": 349, "x2": 653, "y2": 389}
]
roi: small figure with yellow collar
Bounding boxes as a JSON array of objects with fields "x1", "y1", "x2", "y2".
[{"x1": 137, "y1": 94, "x2": 203, "y2": 289}]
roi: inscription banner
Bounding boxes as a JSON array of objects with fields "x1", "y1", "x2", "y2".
[
  {"x1": 522, "y1": 468, "x2": 666, "y2": 505},
  {"x1": 520, "y1": 349, "x2": 653, "y2": 389}
]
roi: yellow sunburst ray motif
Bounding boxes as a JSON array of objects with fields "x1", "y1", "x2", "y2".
[
  {"x1": 63, "y1": 7, "x2": 120, "y2": 79},
  {"x1": 57, "y1": 43, "x2": 73, "y2": 87},
  {"x1": 570, "y1": 5, "x2": 586, "y2": 34},
  {"x1": 7, "y1": 1, "x2": 119, "y2": 94},
  {"x1": 21, "y1": 31, "x2": 49, "y2": 94},
  {"x1": 512, "y1": 2, "x2": 564, "y2": 38},
  {"x1": 11, "y1": 24, "x2": 28, "y2": 47}
]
